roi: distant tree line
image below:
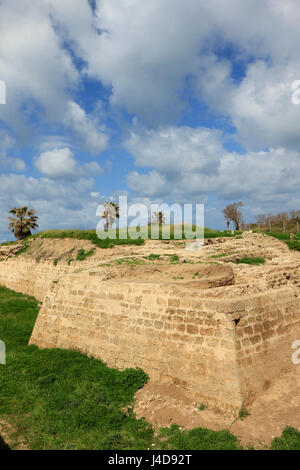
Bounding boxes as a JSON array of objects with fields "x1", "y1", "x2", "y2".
[{"x1": 251, "y1": 210, "x2": 300, "y2": 233}]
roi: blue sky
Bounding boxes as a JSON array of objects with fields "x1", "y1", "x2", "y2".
[{"x1": 1, "y1": 0, "x2": 300, "y2": 240}]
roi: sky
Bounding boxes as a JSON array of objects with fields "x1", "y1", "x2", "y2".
[{"x1": 1, "y1": 0, "x2": 300, "y2": 240}]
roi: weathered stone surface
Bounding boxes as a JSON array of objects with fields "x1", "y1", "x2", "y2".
[{"x1": 0, "y1": 232, "x2": 299, "y2": 413}]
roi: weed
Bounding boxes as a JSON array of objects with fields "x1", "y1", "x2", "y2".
[
  {"x1": 146, "y1": 254, "x2": 161, "y2": 261},
  {"x1": 115, "y1": 257, "x2": 145, "y2": 266},
  {"x1": 53, "y1": 248, "x2": 75, "y2": 266},
  {"x1": 237, "y1": 257, "x2": 265, "y2": 266},
  {"x1": 238, "y1": 407, "x2": 250, "y2": 420},
  {"x1": 76, "y1": 248, "x2": 95, "y2": 261},
  {"x1": 210, "y1": 252, "x2": 236, "y2": 259}
]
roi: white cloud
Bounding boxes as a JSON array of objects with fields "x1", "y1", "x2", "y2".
[
  {"x1": 84, "y1": 161, "x2": 103, "y2": 175},
  {"x1": 0, "y1": 0, "x2": 79, "y2": 137},
  {"x1": 34, "y1": 148, "x2": 82, "y2": 180},
  {"x1": 2, "y1": 0, "x2": 300, "y2": 230},
  {"x1": 0, "y1": 130, "x2": 26, "y2": 171},
  {"x1": 0, "y1": 172, "x2": 100, "y2": 239},
  {"x1": 34, "y1": 147, "x2": 104, "y2": 181},
  {"x1": 64, "y1": 101, "x2": 108, "y2": 155},
  {"x1": 125, "y1": 126, "x2": 300, "y2": 207}
]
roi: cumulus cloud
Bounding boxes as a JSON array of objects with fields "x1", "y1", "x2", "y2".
[
  {"x1": 34, "y1": 147, "x2": 103, "y2": 180},
  {"x1": 54, "y1": 0, "x2": 300, "y2": 135},
  {"x1": 84, "y1": 161, "x2": 103, "y2": 175},
  {"x1": 0, "y1": 131, "x2": 26, "y2": 171},
  {"x1": 1, "y1": 0, "x2": 300, "y2": 230},
  {"x1": 0, "y1": 172, "x2": 100, "y2": 240},
  {"x1": 64, "y1": 101, "x2": 108, "y2": 155},
  {"x1": 0, "y1": 0, "x2": 79, "y2": 137},
  {"x1": 125, "y1": 126, "x2": 300, "y2": 207},
  {"x1": 34, "y1": 148, "x2": 82, "y2": 180}
]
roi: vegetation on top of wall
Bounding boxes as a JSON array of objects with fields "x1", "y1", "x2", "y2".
[
  {"x1": 1, "y1": 227, "x2": 244, "y2": 250},
  {"x1": 28, "y1": 229, "x2": 145, "y2": 249}
]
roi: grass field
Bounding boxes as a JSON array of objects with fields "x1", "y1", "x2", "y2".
[
  {"x1": 265, "y1": 232, "x2": 300, "y2": 252},
  {"x1": 1, "y1": 226, "x2": 242, "y2": 250},
  {"x1": 0, "y1": 286, "x2": 299, "y2": 450}
]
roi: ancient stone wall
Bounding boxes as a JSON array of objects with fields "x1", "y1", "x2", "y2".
[
  {"x1": 0, "y1": 244, "x2": 299, "y2": 414},
  {"x1": 0, "y1": 258, "x2": 71, "y2": 301},
  {"x1": 29, "y1": 271, "x2": 243, "y2": 412}
]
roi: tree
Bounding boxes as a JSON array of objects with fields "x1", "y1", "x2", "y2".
[
  {"x1": 265, "y1": 213, "x2": 274, "y2": 232},
  {"x1": 290, "y1": 210, "x2": 300, "y2": 233},
  {"x1": 152, "y1": 211, "x2": 166, "y2": 225},
  {"x1": 222, "y1": 206, "x2": 231, "y2": 231},
  {"x1": 101, "y1": 202, "x2": 119, "y2": 231},
  {"x1": 256, "y1": 214, "x2": 266, "y2": 232},
  {"x1": 8, "y1": 207, "x2": 38, "y2": 240},
  {"x1": 222, "y1": 202, "x2": 244, "y2": 231},
  {"x1": 276, "y1": 212, "x2": 289, "y2": 233}
]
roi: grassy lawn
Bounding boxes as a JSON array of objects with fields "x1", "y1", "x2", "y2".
[{"x1": 0, "y1": 285, "x2": 299, "y2": 450}]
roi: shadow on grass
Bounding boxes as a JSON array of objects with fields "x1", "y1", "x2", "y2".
[{"x1": 0, "y1": 435, "x2": 10, "y2": 451}]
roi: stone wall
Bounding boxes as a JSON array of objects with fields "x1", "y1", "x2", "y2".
[
  {"x1": 29, "y1": 271, "x2": 243, "y2": 412},
  {"x1": 1, "y1": 255, "x2": 299, "y2": 414},
  {"x1": 0, "y1": 257, "x2": 71, "y2": 301}
]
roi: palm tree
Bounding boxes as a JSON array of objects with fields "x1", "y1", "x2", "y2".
[
  {"x1": 152, "y1": 211, "x2": 166, "y2": 225},
  {"x1": 8, "y1": 207, "x2": 39, "y2": 240},
  {"x1": 101, "y1": 202, "x2": 120, "y2": 231}
]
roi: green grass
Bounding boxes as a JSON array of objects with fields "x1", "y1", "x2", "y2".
[
  {"x1": 237, "y1": 257, "x2": 265, "y2": 266},
  {"x1": 27, "y1": 229, "x2": 145, "y2": 249},
  {"x1": 154, "y1": 424, "x2": 242, "y2": 450},
  {"x1": 0, "y1": 285, "x2": 152, "y2": 450},
  {"x1": 271, "y1": 427, "x2": 300, "y2": 450},
  {"x1": 210, "y1": 251, "x2": 236, "y2": 259},
  {"x1": 53, "y1": 248, "x2": 75, "y2": 266},
  {"x1": 76, "y1": 248, "x2": 95, "y2": 261},
  {"x1": 145, "y1": 254, "x2": 161, "y2": 260},
  {"x1": 115, "y1": 257, "x2": 146, "y2": 266},
  {"x1": 1, "y1": 227, "x2": 243, "y2": 250},
  {"x1": 266, "y1": 232, "x2": 300, "y2": 252},
  {"x1": 204, "y1": 229, "x2": 242, "y2": 239},
  {"x1": 238, "y1": 407, "x2": 250, "y2": 420}
]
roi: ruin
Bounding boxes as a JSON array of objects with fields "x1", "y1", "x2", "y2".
[{"x1": 0, "y1": 232, "x2": 299, "y2": 414}]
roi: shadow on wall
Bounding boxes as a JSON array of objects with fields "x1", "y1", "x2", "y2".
[{"x1": 0, "y1": 435, "x2": 10, "y2": 451}]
